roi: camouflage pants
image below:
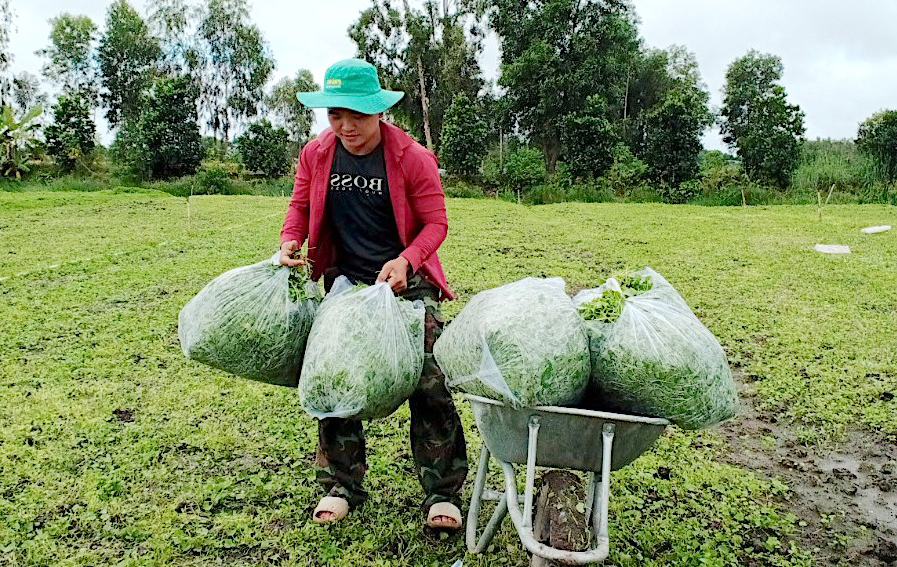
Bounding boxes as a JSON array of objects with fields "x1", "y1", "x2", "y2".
[{"x1": 314, "y1": 271, "x2": 468, "y2": 509}]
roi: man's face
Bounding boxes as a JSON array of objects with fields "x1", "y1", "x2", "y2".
[{"x1": 327, "y1": 108, "x2": 382, "y2": 155}]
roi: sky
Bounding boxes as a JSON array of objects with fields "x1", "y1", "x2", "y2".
[{"x1": 6, "y1": 0, "x2": 897, "y2": 150}]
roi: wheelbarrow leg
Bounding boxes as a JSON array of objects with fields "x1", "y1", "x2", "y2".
[
  {"x1": 593, "y1": 423, "x2": 615, "y2": 540},
  {"x1": 498, "y1": 420, "x2": 617, "y2": 564},
  {"x1": 467, "y1": 446, "x2": 509, "y2": 554}
]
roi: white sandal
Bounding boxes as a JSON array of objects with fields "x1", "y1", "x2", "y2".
[
  {"x1": 312, "y1": 496, "x2": 349, "y2": 524},
  {"x1": 426, "y1": 502, "x2": 463, "y2": 529}
]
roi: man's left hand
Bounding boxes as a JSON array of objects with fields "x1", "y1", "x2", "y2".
[{"x1": 377, "y1": 256, "x2": 410, "y2": 293}]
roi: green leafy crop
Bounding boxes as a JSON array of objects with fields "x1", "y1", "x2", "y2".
[
  {"x1": 179, "y1": 257, "x2": 320, "y2": 387},
  {"x1": 436, "y1": 277, "x2": 590, "y2": 408},
  {"x1": 299, "y1": 279, "x2": 425, "y2": 420}
]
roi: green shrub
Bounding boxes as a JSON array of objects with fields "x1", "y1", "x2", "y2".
[
  {"x1": 526, "y1": 184, "x2": 567, "y2": 205},
  {"x1": 444, "y1": 180, "x2": 485, "y2": 198},
  {"x1": 791, "y1": 139, "x2": 878, "y2": 195},
  {"x1": 440, "y1": 92, "x2": 488, "y2": 176},
  {"x1": 504, "y1": 146, "x2": 546, "y2": 199},
  {"x1": 194, "y1": 160, "x2": 238, "y2": 195},
  {"x1": 658, "y1": 179, "x2": 701, "y2": 204},
  {"x1": 112, "y1": 76, "x2": 204, "y2": 181},
  {"x1": 699, "y1": 159, "x2": 748, "y2": 195},
  {"x1": 235, "y1": 120, "x2": 292, "y2": 177},
  {"x1": 625, "y1": 185, "x2": 663, "y2": 203},
  {"x1": 691, "y1": 182, "x2": 787, "y2": 206},
  {"x1": 481, "y1": 149, "x2": 504, "y2": 189},
  {"x1": 604, "y1": 143, "x2": 649, "y2": 197},
  {"x1": 526, "y1": 181, "x2": 612, "y2": 205}
]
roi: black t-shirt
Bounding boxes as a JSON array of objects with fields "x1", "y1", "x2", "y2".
[{"x1": 325, "y1": 140, "x2": 404, "y2": 285}]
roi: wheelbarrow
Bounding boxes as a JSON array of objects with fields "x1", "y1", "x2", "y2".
[{"x1": 463, "y1": 394, "x2": 670, "y2": 565}]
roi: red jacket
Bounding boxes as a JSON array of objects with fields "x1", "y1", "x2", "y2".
[{"x1": 281, "y1": 120, "x2": 455, "y2": 300}]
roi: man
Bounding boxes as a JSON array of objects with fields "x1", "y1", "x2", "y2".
[{"x1": 279, "y1": 59, "x2": 467, "y2": 529}]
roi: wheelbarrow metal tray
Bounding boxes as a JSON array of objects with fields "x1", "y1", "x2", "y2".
[{"x1": 464, "y1": 394, "x2": 669, "y2": 472}]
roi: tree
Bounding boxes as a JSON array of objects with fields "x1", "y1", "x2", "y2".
[
  {"x1": 439, "y1": 91, "x2": 487, "y2": 176},
  {"x1": 10, "y1": 72, "x2": 46, "y2": 118},
  {"x1": 45, "y1": 94, "x2": 96, "y2": 172},
  {"x1": 37, "y1": 14, "x2": 99, "y2": 103},
  {"x1": 487, "y1": 0, "x2": 640, "y2": 171},
  {"x1": 561, "y1": 96, "x2": 617, "y2": 180},
  {"x1": 640, "y1": 47, "x2": 712, "y2": 187},
  {"x1": 1, "y1": 104, "x2": 43, "y2": 179},
  {"x1": 97, "y1": 0, "x2": 161, "y2": 127},
  {"x1": 618, "y1": 48, "x2": 675, "y2": 152},
  {"x1": 266, "y1": 70, "x2": 318, "y2": 150},
  {"x1": 720, "y1": 51, "x2": 805, "y2": 189},
  {"x1": 147, "y1": 0, "x2": 199, "y2": 73},
  {"x1": 235, "y1": 119, "x2": 291, "y2": 177},
  {"x1": 113, "y1": 75, "x2": 203, "y2": 180},
  {"x1": 196, "y1": 0, "x2": 275, "y2": 142},
  {"x1": 641, "y1": 90, "x2": 709, "y2": 187},
  {"x1": 0, "y1": 0, "x2": 14, "y2": 106},
  {"x1": 856, "y1": 110, "x2": 897, "y2": 183},
  {"x1": 350, "y1": 0, "x2": 484, "y2": 150}
]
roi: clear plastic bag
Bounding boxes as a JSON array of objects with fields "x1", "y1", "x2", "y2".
[
  {"x1": 298, "y1": 276, "x2": 425, "y2": 420},
  {"x1": 178, "y1": 252, "x2": 320, "y2": 387},
  {"x1": 573, "y1": 268, "x2": 737, "y2": 429},
  {"x1": 434, "y1": 277, "x2": 590, "y2": 408}
]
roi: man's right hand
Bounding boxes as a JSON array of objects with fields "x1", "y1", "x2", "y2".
[{"x1": 279, "y1": 240, "x2": 306, "y2": 267}]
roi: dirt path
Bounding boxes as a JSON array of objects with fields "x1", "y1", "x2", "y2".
[{"x1": 719, "y1": 379, "x2": 897, "y2": 566}]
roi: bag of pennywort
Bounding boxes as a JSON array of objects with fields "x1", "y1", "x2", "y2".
[
  {"x1": 434, "y1": 277, "x2": 590, "y2": 408},
  {"x1": 298, "y1": 276, "x2": 425, "y2": 420},
  {"x1": 573, "y1": 268, "x2": 737, "y2": 429},
  {"x1": 178, "y1": 252, "x2": 321, "y2": 387}
]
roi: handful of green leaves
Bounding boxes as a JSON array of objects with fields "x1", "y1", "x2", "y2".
[
  {"x1": 576, "y1": 274, "x2": 652, "y2": 322},
  {"x1": 435, "y1": 277, "x2": 590, "y2": 408},
  {"x1": 574, "y1": 268, "x2": 737, "y2": 429},
  {"x1": 178, "y1": 253, "x2": 321, "y2": 387},
  {"x1": 298, "y1": 277, "x2": 425, "y2": 420}
]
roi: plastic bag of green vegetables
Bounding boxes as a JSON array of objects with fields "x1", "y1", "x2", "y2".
[
  {"x1": 298, "y1": 276, "x2": 425, "y2": 420},
  {"x1": 178, "y1": 252, "x2": 321, "y2": 387},
  {"x1": 573, "y1": 268, "x2": 737, "y2": 429},
  {"x1": 434, "y1": 277, "x2": 590, "y2": 408}
]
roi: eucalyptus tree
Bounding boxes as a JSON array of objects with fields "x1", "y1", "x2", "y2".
[
  {"x1": 36, "y1": 13, "x2": 99, "y2": 104},
  {"x1": 266, "y1": 69, "x2": 318, "y2": 149},
  {"x1": 349, "y1": 0, "x2": 484, "y2": 150},
  {"x1": 195, "y1": 0, "x2": 274, "y2": 142},
  {"x1": 97, "y1": 0, "x2": 162, "y2": 127},
  {"x1": 0, "y1": 0, "x2": 13, "y2": 105}
]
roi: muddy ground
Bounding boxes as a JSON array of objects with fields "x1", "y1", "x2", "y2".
[{"x1": 720, "y1": 379, "x2": 897, "y2": 566}]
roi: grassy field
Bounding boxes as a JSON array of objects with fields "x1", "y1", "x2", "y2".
[{"x1": 1, "y1": 190, "x2": 895, "y2": 566}]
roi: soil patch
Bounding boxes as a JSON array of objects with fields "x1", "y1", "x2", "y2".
[{"x1": 720, "y1": 377, "x2": 897, "y2": 566}]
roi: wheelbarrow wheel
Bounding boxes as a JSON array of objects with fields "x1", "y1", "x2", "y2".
[{"x1": 530, "y1": 470, "x2": 590, "y2": 567}]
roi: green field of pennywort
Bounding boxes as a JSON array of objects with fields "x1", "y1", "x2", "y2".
[{"x1": 1, "y1": 190, "x2": 895, "y2": 566}]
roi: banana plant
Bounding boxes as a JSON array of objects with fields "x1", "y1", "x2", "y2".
[{"x1": 0, "y1": 104, "x2": 43, "y2": 180}]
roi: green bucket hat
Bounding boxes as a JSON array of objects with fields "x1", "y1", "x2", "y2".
[{"x1": 297, "y1": 59, "x2": 404, "y2": 115}]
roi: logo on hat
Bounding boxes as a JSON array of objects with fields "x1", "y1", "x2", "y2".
[{"x1": 326, "y1": 78, "x2": 342, "y2": 88}]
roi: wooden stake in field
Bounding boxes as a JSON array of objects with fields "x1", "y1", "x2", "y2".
[{"x1": 817, "y1": 183, "x2": 835, "y2": 222}]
